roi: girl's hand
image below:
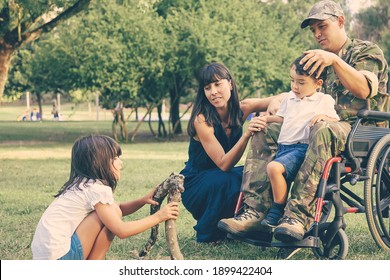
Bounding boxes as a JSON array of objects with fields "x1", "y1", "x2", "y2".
[
  {"x1": 142, "y1": 187, "x2": 159, "y2": 206},
  {"x1": 156, "y1": 202, "x2": 179, "y2": 222}
]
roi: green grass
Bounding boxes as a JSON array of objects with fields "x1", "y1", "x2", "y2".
[{"x1": 0, "y1": 121, "x2": 389, "y2": 260}]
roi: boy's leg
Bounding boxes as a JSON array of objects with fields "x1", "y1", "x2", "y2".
[
  {"x1": 267, "y1": 161, "x2": 288, "y2": 203},
  {"x1": 274, "y1": 121, "x2": 351, "y2": 242},
  {"x1": 262, "y1": 160, "x2": 286, "y2": 228}
]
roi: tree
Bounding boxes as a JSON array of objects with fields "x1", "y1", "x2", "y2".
[
  {"x1": 351, "y1": 0, "x2": 390, "y2": 62},
  {"x1": 0, "y1": 0, "x2": 92, "y2": 101},
  {"x1": 157, "y1": 0, "x2": 315, "y2": 134},
  {"x1": 5, "y1": 0, "x2": 327, "y2": 140},
  {"x1": 5, "y1": 30, "x2": 82, "y2": 118}
]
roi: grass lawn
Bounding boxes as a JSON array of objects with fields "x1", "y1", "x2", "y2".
[{"x1": 0, "y1": 120, "x2": 389, "y2": 260}]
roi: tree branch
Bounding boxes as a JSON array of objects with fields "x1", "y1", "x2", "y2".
[{"x1": 19, "y1": 0, "x2": 92, "y2": 47}]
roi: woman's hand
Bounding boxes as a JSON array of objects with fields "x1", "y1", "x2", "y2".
[
  {"x1": 156, "y1": 202, "x2": 179, "y2": 222},
  {"x1": 245, "y1": 116, "x2": 268, "y2": 137}
]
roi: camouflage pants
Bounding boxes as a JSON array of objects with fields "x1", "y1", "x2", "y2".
[{"x1": 241, "y1": 121, "x2": 351, "y2": 230}]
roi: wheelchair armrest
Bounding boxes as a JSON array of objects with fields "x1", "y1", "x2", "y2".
[{"x1": 357, "y1": 109, "x2": 390, "y2": 121}]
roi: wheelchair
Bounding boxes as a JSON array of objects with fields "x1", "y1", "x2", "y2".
[{"x1": 229, "y1": 109, "x2": 390, "y2": 259}]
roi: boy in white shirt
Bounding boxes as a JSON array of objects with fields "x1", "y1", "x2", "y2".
[{"x1": 260, "y1": 55, "x2": 339, "y2": 227}]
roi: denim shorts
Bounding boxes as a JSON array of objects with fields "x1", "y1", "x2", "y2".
[
  {"x1": 58, "y1": 232, "x2": 84, "y2": 260},
  {"x1": 273, "y1": 143, "x2": 309, "y2": 183}
]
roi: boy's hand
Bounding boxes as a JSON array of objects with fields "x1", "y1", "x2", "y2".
[
  {"x1": 309, "y1": 114, "x2": 327, "y2": 127},
  {"x1": 156, "y1": 202, "x2": 179, "y2": 222},
  {"x1": 266, "y1": 92, "x2": 288, "y2": 115}
]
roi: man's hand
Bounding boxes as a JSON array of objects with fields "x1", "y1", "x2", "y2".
[{"x1": 301, "y1": 49, "x2": 337, "y2": 78}]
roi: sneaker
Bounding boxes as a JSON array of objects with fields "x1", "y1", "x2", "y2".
[
  {"x1": 218, "y1": 206, "x2": 267, "y2": 238},
  {"x1": 273, "y1": 217, "x2": 305, "y2": 242},
  {"x1": 260, "y1": 216, "x2": 280, "y2": 228},
  {"x1": 260, "y1": 206, "x2": 283, "y2": 228}
]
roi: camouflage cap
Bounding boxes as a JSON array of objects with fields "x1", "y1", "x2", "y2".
[{"x1": 301, "y1": 1, "x2": 344, "y2": 29}]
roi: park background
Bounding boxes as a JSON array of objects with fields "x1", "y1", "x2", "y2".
[{"x1": 1, "y1": 0, "x2": 390, "y2": 260}]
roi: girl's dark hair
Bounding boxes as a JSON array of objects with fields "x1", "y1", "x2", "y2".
[
  {"x1": 292, "y1": 54, "x2": 327, "y2": 81},
  {"x1": 55, "y1": 135, "x2": 122, "y2": 197},
  {"x1": 187, "y1": 62, "x2": 242, "y2": 137}
]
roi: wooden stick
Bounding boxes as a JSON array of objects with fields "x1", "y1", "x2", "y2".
[
  {"x1": 165, "y1": 176, "x2": 184, "y2": 260},
  {"x1": 138, "y1": 173, "x2": 185, "y2": 259}
]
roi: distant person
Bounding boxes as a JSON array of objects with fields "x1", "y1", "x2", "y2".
[
  {"x1": 52, "y1": 103, "x2": 59, "y2": 121},
  {"x1": 17, "y1": 111, "x2": 28, "y2": 121},
  {"x1": 260, "y1": 54, "x2": 339, "y2": 228},
  {"x1": 30, "y1": 108, "x2": 39, "y2": 121},
  {"x1": 31, "y1": 135, "x2": 179, "y2": 260}
]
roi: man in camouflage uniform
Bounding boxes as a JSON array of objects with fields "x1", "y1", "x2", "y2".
[{"x1": 218, "y1": 0, "x2": 388, "y2": 243}]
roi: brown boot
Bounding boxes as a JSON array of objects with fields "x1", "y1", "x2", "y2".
[
  {"x1": 218, "y1": 206, "x2": 270, "y2": 240},
  {"x1": 274, "y1": 217, "x2": 305, "y2": 242}
]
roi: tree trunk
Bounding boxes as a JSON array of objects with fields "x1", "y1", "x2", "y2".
[
  {"x1": 157, "y1": 103, "x2": 167, "y2": 137},
  {"x1": 0, "y1": 0, "x2": 92, "y2": 101},
  {"x1": 0, "y1": 44, "x2": 14, "y2": 102},
  {"x1": 169, "y1": 89, "x2": 182, "y2": 134},
  {"x1": 36, "y1": 92, "x2": 43, "y2": 120},
  {"x1": 118, "y1": 107, "x2": 127, "y2": 141},
  {"x1": 112, "y1": 107, "x2": 128, "y2": 142},
  {"x1": 130, "y1": 105, "x2": 154, "y2": 142},
  {"x1": 148, "y1": 111, "x2": 157, "y2": 138}
]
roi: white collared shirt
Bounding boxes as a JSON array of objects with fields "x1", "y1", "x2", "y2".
[{"x1": 277, "y1": 91, "x2": 339, "y2": 145}]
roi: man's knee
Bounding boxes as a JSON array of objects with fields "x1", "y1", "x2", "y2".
[
  {"x1": 309, "y1": 122, "x2": 330, "y2": 140},
  {"x1": 308, "y1": 121, "x2": 351, "y2": 152}
]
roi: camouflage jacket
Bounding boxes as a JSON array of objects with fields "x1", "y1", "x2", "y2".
[{"x1": 324, "y1": 38, "x2": 389, "y2": 126}]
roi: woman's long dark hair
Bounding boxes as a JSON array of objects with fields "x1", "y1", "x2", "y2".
[
  {"x1": 55, "y1": 135, "x2": 122, "y2": 197},
  {"x1": 187, "y1": 62, "x2": 243, "y2": 137}
]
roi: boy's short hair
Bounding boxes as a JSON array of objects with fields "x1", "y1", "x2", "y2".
[{"x1": 292, "y1": 54, "x2": 327, "y2": 81}]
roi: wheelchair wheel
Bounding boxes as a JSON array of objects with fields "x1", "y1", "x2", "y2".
[
  {"x1": 364, "y1": 134, "x2": 390, "y2": 250},
  {"x1": 312, "y1": 222, "x2": 348, "y2": 259}
]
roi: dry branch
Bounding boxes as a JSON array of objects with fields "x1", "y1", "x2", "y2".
[{"x1": 138, "y1": 172, "x2": 185, "y2": 259}]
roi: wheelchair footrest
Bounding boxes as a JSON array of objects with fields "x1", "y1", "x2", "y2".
[
  {"x1": 227, "y1": 233, "x2": 272, "y2": 247},
  {"x1": 271, "y1": 236, "x2": 321, "y2": 248}
]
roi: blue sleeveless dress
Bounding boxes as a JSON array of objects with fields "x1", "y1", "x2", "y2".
[{"x1": 180, "y1": 123, "x2": 243, "y2": 242}]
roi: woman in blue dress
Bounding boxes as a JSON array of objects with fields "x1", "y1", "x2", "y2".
[{"x1": 180, "y1": 62, "x2": 281, "y2": 242}]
